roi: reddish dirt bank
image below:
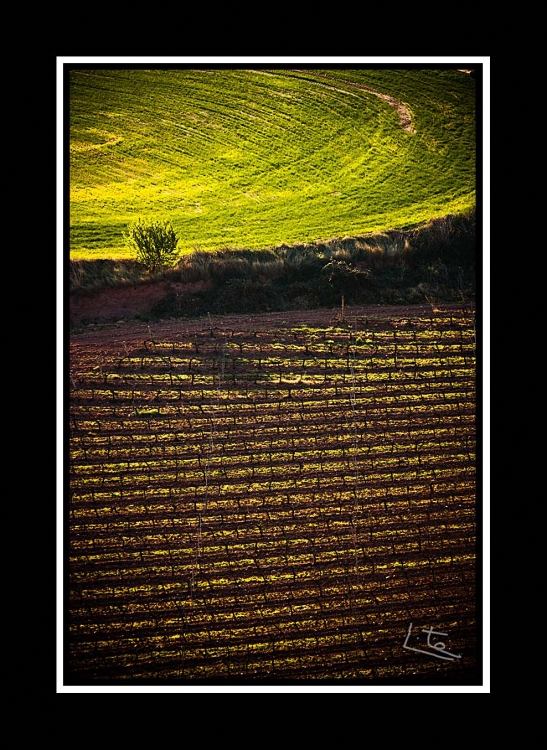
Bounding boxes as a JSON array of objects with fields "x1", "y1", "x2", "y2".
[
  {"x1": 70, "y1": 271, "x2": 475, "y2": 328},
  {"x1": 70, "y1": 280, "x2": 210, "y2": 324}
]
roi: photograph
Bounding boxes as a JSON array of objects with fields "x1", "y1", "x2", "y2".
[{"x1": 60, "y1": 58, "x2": 488, "y2": 692}]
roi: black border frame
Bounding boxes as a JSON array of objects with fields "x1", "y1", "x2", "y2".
[{"x1": 61, "y1": 59, "x2": 486, "y2": 690}]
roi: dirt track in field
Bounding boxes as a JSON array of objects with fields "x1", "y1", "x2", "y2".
[
  {"x1": 68, "y1": 304, "x2": 478, "y2": 684},
  {"x1": 291, "y1": 70, "x2": 415, "y2": 133}
]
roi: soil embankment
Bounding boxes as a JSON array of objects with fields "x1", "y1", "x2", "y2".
[{"x1": 70, "y1": 280, "x2": 211, "y2": 325}]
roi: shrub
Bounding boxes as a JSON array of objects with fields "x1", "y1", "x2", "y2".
[
  {"x1": 285, "y1": 282, "x2": 320, "y2": 310},
  {"x1": 69, "y1": 259, "x2": 147, "y2": 292},
  {"x1": 150, "y1": 292, "x2": 208, "y2": 319},
  {"x1": 409, "y1": 210, "x2": 475, "y2": 266},
  {"x1": 319, "y1": 259, "x2": 371, "y2": 303},
  {"x1": 126, "y1": 218, "x2": 180, "y2": 274},
  {"x1": 214, "y1": 279, "x2": 282, "y2": 314}
]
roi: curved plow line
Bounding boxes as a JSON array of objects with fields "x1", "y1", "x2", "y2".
[{"x1": 291, "y1": 69, "x2": 415, "y2": 134}]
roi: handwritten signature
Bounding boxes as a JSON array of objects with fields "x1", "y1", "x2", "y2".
[{"x1": 403, "y1": 622, "x2": 462, "y2": 661}]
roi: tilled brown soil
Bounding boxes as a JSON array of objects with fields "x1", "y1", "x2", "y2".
[{"x1": 68, "y1": 304, "x2": 479, "y2": 684}]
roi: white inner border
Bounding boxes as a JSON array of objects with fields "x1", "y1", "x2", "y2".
[{"x1": 57, "y1": 56, "x2": 490, "y2": 694}]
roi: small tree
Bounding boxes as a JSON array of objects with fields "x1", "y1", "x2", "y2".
[{"x1": 126, "y1": 218, "x2": 180, "y2": 274}]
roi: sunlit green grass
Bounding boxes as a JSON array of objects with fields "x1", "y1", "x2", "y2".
[{"x1": 69, "y1": 68, "x2": 475, "y2": 259}]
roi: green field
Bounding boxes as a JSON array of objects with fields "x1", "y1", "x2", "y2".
[{"x1": 69, "y1": 68, "x2": 476, "y2": 260}]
